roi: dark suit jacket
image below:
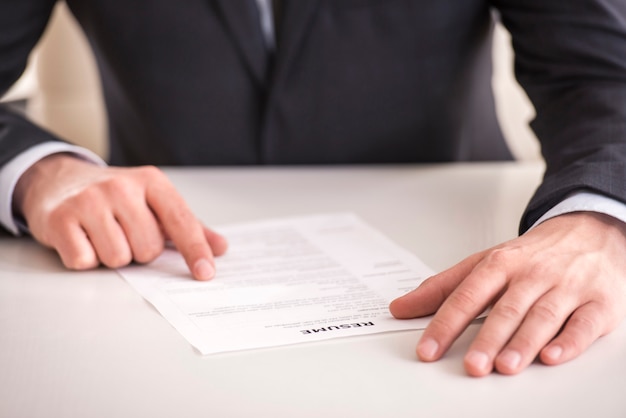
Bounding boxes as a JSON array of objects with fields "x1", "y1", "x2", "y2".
[{"x1": 1, "y1": 0, "x2": 626, "y2": 232}]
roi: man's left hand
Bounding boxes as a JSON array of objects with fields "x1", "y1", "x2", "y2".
[{"x1": 390, "y1": 212, "x2": 626, "y2": 376}]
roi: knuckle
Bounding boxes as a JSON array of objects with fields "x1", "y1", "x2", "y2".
[
  {"x1": 557, "y1": 333, "x2": 583, "y2": 355},
  {"x1": 73, "y1": 185, "x2": 105, "y2": 206},
  {"x1": 428, "y1": 315, "x2": 457, "y2": 336},
  {"x1": 137, "y1": 165, "x2": 166, "y2": 182},
  {"x1": 101, "y1": 250, "x2": 133, "y2": 269},
  {"x1": 99, "y1": 176, "x2": 143, "y2": 203},
  {"x1": 448, "y1": 287, "x2": 479, "y2": 314},
  {"x1": 484, "y1": 246, "x2": 520, "y2": 266},
  {"x1": 133, "y1": 241, "x2": 165, "y2": 264},
  {"x1": 472, "y1": 332, "x2": 504, "y2": 351},
  {"x1": 529, "y1": 300, "x2": 561, "y2": 323},
  {"x1": 166, "y1": 206, "x2": 196, "y2": 227},
  {"x1": 60, "y1": 191, "x2": 106, "y2": 219},
  {"x1": 566, "y1": 314, "x2": 598, "y2": 337},
  {"x1": 493, "y1": 300, "x2": 525, "y2": 322},
  {"x1": 47, "y1": 204, "x2": 76, "y2": 227}
]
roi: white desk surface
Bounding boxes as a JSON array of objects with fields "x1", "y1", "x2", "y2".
[{"x1": 1, "y1": 162, "x2": 625, "y2": 418}]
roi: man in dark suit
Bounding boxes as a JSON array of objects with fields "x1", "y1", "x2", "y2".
[{"x1": 2, "y1": 0, "x2": 626, "y2": 377}]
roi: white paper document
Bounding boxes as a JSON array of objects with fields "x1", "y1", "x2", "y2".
[{"x1": 118, "y1": 213, "x2": 435, "y2": 355}]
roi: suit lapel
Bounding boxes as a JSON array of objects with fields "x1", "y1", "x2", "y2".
[{"x1": 214, "y1": 0, "x2": 269, "y2": 85}]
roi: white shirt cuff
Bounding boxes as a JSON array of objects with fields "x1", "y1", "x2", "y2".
[
  {"x1": 0, "y1": 142, "x2": 106, "y2": 235},
  {"x1": 529, "y1": 191, "x2": 626, "y2": 231}
]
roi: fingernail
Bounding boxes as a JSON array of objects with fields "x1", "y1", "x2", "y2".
[
  {"x1": 543, "y1": 345, "x2": 563, "y2": 361},
  {"x1": 498, "y1": 349, "x2": 521, "y2": 371},
  {"x1": 194, "y1": 259, "x2": 215, "y2": 280},
  {"x1": 417, "y1": 338, "x2": 439, "y2": 360},
  {"x1": 465, "y1": 350, "x2": 489, "y2": 372}
]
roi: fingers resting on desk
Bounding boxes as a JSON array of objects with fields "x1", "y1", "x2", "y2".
[
  {"x1": 389, "y1": 212, "x2": 626, "y2": 377},
  {"x1": 15, "y1": 154, "x2": 228, "y2": 280}
]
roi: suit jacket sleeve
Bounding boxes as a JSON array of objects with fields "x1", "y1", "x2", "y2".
[
  {"x1": 0, "y1": 0, "x2": 63, "y2": 168},
  {"x1": 492, "y1": 0, "x2": 626, "y2": 232}
]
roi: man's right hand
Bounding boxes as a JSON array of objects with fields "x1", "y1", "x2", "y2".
[{"x1": 13, "y1": 154, "x2": 227, "y2": 279}]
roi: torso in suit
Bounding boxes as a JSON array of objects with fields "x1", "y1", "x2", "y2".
[{"x1": 1, "y1": 0, "x2": 626, "y2": 230}]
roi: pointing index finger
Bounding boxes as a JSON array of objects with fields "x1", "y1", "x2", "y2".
[{"x1": 145, "y1": 172, "x2": 216, "y2": 280}]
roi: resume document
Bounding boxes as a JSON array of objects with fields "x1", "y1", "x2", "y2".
[{"x1": 118, "y1": 213, "x2": 435, "y2": 354}]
